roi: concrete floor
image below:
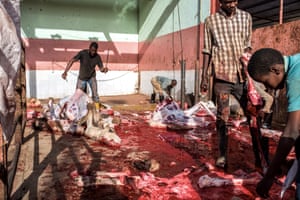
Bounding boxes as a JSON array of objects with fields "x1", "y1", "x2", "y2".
[
  {"x1": 8, "y1": 94, "x2": 152, "y2": 200},
  {"x1": 1, "y1": 93, "x2": 295, "y2": 200}
]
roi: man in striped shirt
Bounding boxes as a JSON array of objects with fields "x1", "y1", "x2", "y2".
[{"x1": 200, "y1": 0, "x2": 252, "y2": 168}]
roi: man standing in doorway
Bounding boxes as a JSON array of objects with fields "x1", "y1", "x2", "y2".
[
  {"x1": 62, "y1": 42, "x2": 108, "y2": 110},
  {"x1": 200, "y1": 0, "x2": 252, "y2": 168}
]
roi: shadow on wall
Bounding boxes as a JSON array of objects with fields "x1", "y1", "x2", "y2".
[{"x1": 138, "y1": 0, "x2": 180, "y2": 60}]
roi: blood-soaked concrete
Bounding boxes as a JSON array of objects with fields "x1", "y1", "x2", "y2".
[{"x1": 6, "y1": 94, "x2": 296, "y2": 199}]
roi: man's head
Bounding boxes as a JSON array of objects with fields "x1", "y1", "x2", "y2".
[
  {"x1": 171, "y1": 79, "x2": 177, "y2": 87},
  {"x1": 166, "y1": 79, "x2": 177, "y2": 95},
  {"x1": 219, "y1": 0, "x2": 238, "y2": 16},
  {"x1": 247, "y1": 48, "x2": 285, "y2": 89},
  {"x1": 89, "y1": 42, "x2": 98, "y2": 57}
]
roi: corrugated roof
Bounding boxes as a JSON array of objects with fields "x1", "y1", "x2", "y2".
[{"x1": 238, "y1": 0, "x2": 300, "y2": 29}]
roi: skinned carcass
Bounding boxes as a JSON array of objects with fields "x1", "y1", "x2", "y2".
[
  {"x1": 198, "y1": 171, "x2": 262, "y2": 188},
  {"x1": 83, "y1": 103, "x2": 121, "y2": 146},
  {"x1": 0, "y1": 2, "x2": 21, "y2": 141},
  {"x1": 42, "y1": 90, "x2": 121, "y2": 146}
]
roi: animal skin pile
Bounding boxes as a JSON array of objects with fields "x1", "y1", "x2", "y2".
[
  {"x1": 149, "y1": 100, "x2": 217, "y2": 130},
  {"x1": 41, "y1": 89, "x2": 121, "y2": 146},
  {"x1": 71, "y1": 168, "x2": 200, "y2": 200}
]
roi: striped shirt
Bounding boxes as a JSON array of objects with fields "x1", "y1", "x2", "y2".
[{"x1": 203, "y1": 8, "x2": 252, "y2": 83}]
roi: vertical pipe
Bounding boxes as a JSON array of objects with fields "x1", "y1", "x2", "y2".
[
  {"x1": 180, "y1": 60, "x2": 186, "y2": 109},
  {"x1": 137, "y1": 0, "x2": 141, "y2": 94},
  {"x1": 279, "y1": 0, "x2": 283, "y2": 24},
  {"x1": 194, "y1": 61, "x2": 199, "y2": 104},
  {"x1": 194, "y1": 0, "x2": 201, "y2": 104}
]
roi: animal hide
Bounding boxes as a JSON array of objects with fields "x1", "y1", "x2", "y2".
[
  {"x1": 198, "y1": 172, "x2": 262, "y2": 188},
  {"x1": 0, "y1": 2, "x2": 21, "y2": 141}
]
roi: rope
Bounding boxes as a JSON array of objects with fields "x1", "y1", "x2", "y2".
[
  {"x1": 177, "y1": 4, "x2": 184, "y2": 62},
  {"x1": 105, "y1": 49, "x2": 109, "y2": 68},
  {"x1": 172, "y1": 12, "x2": 175, "y2": 79},
  {"x1": 96, "y1": 68, "x2": 138, "y2": 82},
  {"x1": 52, "y1": 61, "x2": 137, "y2": 82}
]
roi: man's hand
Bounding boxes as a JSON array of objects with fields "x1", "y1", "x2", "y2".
[
  {"x1": 200, "y1": 76, "x2": 209, "y2": 93},
  {"x1": 240, "y1": 53, "x2": 251, "y2": 68},
  {"x1": 256, "y1": 177, "x2": 274, "y2": 198},
  {"x1": 61, "y1": 72, "x2": 67, "y2": 80},
  {"x1": 162, "y1": 90, "x2": 169, "y2": 98},
  {"x1": 101, "y1": 67, "x2": 108, "y2": 73}
]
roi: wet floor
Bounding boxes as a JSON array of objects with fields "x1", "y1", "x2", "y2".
[{"x1": 7, "y1": 95, "x2": 296, "y2": 199}]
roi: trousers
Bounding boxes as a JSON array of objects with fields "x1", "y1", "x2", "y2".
[{"x1": 76, "y1": 76, "x2": 99, "y2": 102}]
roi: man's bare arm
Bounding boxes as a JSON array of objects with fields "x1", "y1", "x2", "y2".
[
  {"x1": 62, "y1": 58, "x2": 77, "y2": 80},
  {"x1": 200, "y1": 53, "x2": 211, "y2": 92}
]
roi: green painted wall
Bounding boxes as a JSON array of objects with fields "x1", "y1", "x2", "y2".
[
  {"x1": 138, "y1": 0, "x2": 210, "y2": 42},
  {"x1": 21, "y1": 0, "x2": 140, "y2": 98},
  {"x1": 21, "y1": 0, "x2": 138, "y2": 41}
]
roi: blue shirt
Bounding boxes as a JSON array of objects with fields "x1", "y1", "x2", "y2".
[
  {"x1": 155, "y1": 76, "x2": 172, "y2": 90},
  {"x1": 284, "y1": 53, "x2": 300, "y2": 112}
]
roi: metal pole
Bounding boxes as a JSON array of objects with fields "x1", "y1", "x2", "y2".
[
  {"x1": 279, "y1": 0, "x2": 283, "y2": 24},
  {"x1": 180, "y1": 60, "x2": 186, "y2": 109},
  {"x1": 194, "y1": 0, "x2": 201, "y2": 104},
  {"x1": 194, "y1": 60, "x2": 199, "y2": 104}
]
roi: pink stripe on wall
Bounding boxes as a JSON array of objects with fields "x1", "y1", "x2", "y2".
[
  {"x1": 24, "y1": 39, "x2": 138, "y2": 71},
  {"x1": 24, "y1": 24, "x2": 207, "y2": 72},
  {"x1": 138, "y1": 25, "x2": 204, "y2": 71}
]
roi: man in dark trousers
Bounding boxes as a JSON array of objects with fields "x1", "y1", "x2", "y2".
[
  {"x1": 62, "y1": 42, "x2": 108, "y2": 110},
  {"x1": 200, "y1": 0, "x2": 253, "y2": 168}
]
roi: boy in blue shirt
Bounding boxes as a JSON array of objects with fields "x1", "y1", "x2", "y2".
[{"x1": 247, "y1": 48, "x2": 300, "y2": 199}]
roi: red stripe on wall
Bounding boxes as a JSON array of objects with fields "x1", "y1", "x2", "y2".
[
  {"x1": 24, "y1": 39, "x2": 138, "y2": 71},
  {"x1": 138, "y1": 25, "x2": 204, "y2": 71},
  {"x1": 24, "y1": 24, "x2": 206, "y2": 72}
]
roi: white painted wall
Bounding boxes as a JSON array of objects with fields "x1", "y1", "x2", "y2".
[{"x1": 26, "y1": 70, "x2": 138, "y2": 99}]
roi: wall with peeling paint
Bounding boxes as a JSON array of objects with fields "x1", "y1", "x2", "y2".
[{"x1": 252, "y1": 21, "x2": 300, "y2": 55}]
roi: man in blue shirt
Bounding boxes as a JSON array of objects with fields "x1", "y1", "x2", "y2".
[
  {"x1": 150, "y1": 76, "x2": 177, "y2": 103},
  {"x1": 247, "y1": 48, "x2": 300, "y2": 199}
]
